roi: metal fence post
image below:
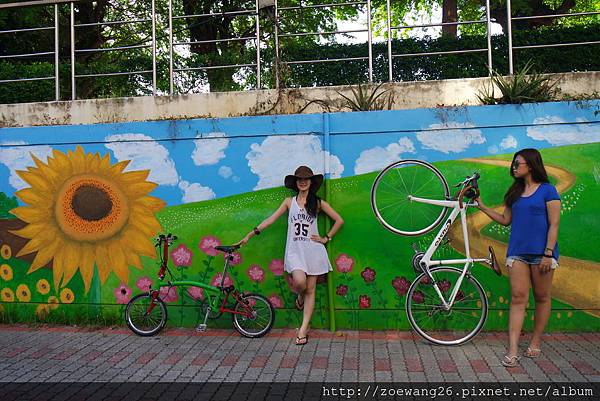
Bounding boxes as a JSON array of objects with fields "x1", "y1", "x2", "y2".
[
  {"x1": 151, "y1": 0, "x2": 157, "y2": 95},
  {"x1": 485, "y1": 0, "x2": 492, "y2": 75},
  {"x1": 70, "y1": 2, "x2": 75, "y2": 100},
  {"x1": 255, "y1": 0, "x2": 261, "y2": 89},
  {"x1": 367, "y1": 0, "x2": 373, "y2": 83},
  {"x1": 168, "y1": 0, "x2": 174, "y2": 95},
  {"x1": 54, "y1": 3, "x2": 60, "y2": 100},
  {"x1": 386, "y1": 0, "x2": 392, "y2": 81},
  {"x1": 507, "y1": 0, "x2": 514, "y2": 74}
]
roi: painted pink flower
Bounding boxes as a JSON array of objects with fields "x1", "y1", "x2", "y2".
[
  {"x1": 136, "y1": 277, "x2": 153, "y2": 293},
  {"x1": 268, "y1": 259, "x2": 284, "y2": 276},
  {"x1": 199, "y1": 236, "x2": 221, "y2": 256},
  {"x1": 392, "y1": 276, "x2": 411, "y2": 296},
  {"x1": 268, "y1": 294, "x2": 283, "y2": 309},
  {"x1": 159, "y1": 286, "x2": 179, "y2": 303},
  {"x1": 359, "y1": 295, "x2": 371, "y2": 309},
  {"x1": 439, "y1": 279, "x2": 451, "y2": 293},
  {"x1": 336, "y1": 285, "x2": 348, "y2": 296},
  {"x1": 361, "y1": 267, "x2": 376, "y2": 283},
  {"x1": 114, "y1": 284, "x2": 132, "y2": 304},
  {"x1": 412, "y1": 291, "x2": 425, "y2": 304},
  {"x1": 335, "y1": 254, "x2": 354, "y2": 273},
  {"x1": 229, "y1": 252, "x2": 242, "y2": 266},
  {"x1": 247, "y1": 264, "x2": 265, "y2": 283},
  {"x1": 171, "y1": 244, "x2": 192, "y2": 267},
  {"x1": 210, "y1": 273, "x2": 234, "y2": 288},
  {"x1": 187, "y1": 286, "x2": 204, "y2": 301}
]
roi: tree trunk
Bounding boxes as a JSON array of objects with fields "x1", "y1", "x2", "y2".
[{"x1": 442, "y1": 0, "x2": 458, "y2": 37}]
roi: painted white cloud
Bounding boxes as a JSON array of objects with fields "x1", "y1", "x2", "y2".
[
  {"x1": 354, "y1": 137, "x2": 416, "y2": 175},
  {"x1": 105, "y1": 133, "x2": 215, "y2": 203},
  {"x1": 218, "y1": 165, "x2": 233, "y2": 179},
  {"x1": 417, "y1": 122, "x2": 486, "y2": 154},
  {"x1": 246, "y1": 135, "x2": 344, "y2": 190},
  {"x1": 487, "y1": 145, "x2": 498, "y2": 154},
  {"x1": 500, "y1": 135, "x2": 518, "y2": 150},
  {"x1": 192, "y1": 132, "x2": 229, "y2": 166},
  {"x1": 105, "y1": 133, "x2": 179, "y2": 186},
  {"x1": 179, "y1": 181, "x2": 215, "y2": 203},
  {"x1": 0, "y1": 141, "x2": 53, "y2": 190},
  {"x1": 527, "y1": 116, "x2": 600, "y2": 145}
]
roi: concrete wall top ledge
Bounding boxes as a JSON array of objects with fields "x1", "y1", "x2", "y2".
[{"x1": 1, "y1": 71, "x2": 599, "y2": 128}]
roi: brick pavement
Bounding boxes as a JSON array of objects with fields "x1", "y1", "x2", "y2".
[{"x1": 1, "y1": 324, "x2": 599, "y2": 385}]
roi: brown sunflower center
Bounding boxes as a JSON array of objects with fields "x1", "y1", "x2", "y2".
[{"x1": 71, "y1": 185, "x2": 113, "y2": 221}]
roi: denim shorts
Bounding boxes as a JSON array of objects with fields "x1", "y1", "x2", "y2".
[{"x1": 506, "y1": 254, "x2": 559, "y2": 269}]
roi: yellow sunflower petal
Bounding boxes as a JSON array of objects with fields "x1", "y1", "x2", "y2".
[
  {"x1": 49, "y1": 149, "x2": 72, "y2": 177},
  {"x1": 124, "y1": 182, "x2": 158, "y2": 198},
  {"x1": 134, "y1": 196, "x2": 166, "y2": 211},
  {"x1": 16, "y1": 170, "x2": 51, "y2": 192},
  {"x1": 10, "y1": 206, "x2": 51, "y2": 224},
  {"x1": 127, "y1": 252, "x2": 143, "y2": 270},
  {"x1": 87, "y1": 153, "x2": 101, "y2": 172},
  {"x1": 52, "y1": 247, "x2": 65, "y2": 291},
  {"x1": 9, "y1": 222, "x2": 46, "y2": 239},
  {"x1": 70, "y1": 146, "x2": 86, "y2": 174},
  {"x1": 118, "y1": 170, "x2": 150, "y2": 184},
  {"x1": 98, "y1": 153, "x2": 111, "y2": 173},
  {"x1": 16, "y1": 235, "x2": 49, "y2": 257},
  {"x1": 14, "y1": 188, "x2": 46, "y2": 205},
  {"x1": 60, "y1": 242, "x2": 81, "y2": 288},
  {"x1": 95, "y1": 243, "x2": 111, "y2": 284},
  {"x1": 108, "y1": 160, "x2": 130, "y2": 177},
  {"x1": 122, "y1": 228, "x2": 156, "y2": 258},
  {"x1": 79, "y1": 243, "x2": 95, "y2": 293},
  {"x1": 28, "y1": 237, "x2": 61, "y2": 273},
  {"x1": 108, "y1": 240, "x2": 128, "y2": 283}
]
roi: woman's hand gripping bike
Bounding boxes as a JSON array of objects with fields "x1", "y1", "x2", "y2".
[
  {"x1": 371, "y1": 160, "x2": 502, "y2": 345},
  {"x1": 125, "y1": 233, "x2": 275, "y2": 338}
]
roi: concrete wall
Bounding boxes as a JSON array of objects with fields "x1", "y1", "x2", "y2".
[{"x1": 1, "y1": 72, "x2": 599, "y2": 128}]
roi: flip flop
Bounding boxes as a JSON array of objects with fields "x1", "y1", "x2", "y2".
[
  {"x1": 524, "y1": 347, "x2": 542, "y2": 358},
  {"x1": 295, "y1": 295, "x2": 304, "y2": 311},
  {"x1": 295, "y1": 335, "x2": 308, "y2": 346},
  {"x1": 501, "y1": 355, "x2": 521, "y2": 367}
]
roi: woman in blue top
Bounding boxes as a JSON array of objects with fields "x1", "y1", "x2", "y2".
[{"x1": 476, "y1": 148, "x2": 561, "y2": 368}]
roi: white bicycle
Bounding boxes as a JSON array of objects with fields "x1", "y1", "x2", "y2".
[{"x1": 371, "y1": 159, "x2": 502, "y2": 345}]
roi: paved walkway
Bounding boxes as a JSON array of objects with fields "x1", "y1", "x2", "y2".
[{"x1": 1, "y1": 325, "x2": 599, "y2": 384}]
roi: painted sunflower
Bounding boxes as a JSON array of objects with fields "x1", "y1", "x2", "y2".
[{"x1": 10, "y1": 146, "x2": 165, "y2": 292}]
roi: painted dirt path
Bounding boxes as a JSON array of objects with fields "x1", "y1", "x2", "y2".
[{"x1": 448, "y1": 158, "x2": 600, "y2": 317}]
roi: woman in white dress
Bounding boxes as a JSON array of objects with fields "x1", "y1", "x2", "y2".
[{"x1": 237, "y1": 166, "x2": 344, "y2": 345}]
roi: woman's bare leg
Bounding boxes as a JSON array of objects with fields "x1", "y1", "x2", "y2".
[
  {"x1": 297, "y1": 275, "x2": 317, "y2": 342},
  {"x1": 507, "y1": 261, "x2": 531, "y2": 357},
  {"x1": 528, "y1": 265, "x2": 555, "y2": 352}
]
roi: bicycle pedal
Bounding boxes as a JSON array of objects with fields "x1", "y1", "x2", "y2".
[{"x1": 195, "y1": 324, "x2": 207, "y2": 332}]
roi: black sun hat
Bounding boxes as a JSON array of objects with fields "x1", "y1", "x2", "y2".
[{"x1": 284, "y1": 166, "x2": 324, "y2": 191}]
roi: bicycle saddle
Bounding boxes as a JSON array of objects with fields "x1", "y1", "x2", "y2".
[{"x1": 214, "y1": 245, "x2": 240, "y2": 253}]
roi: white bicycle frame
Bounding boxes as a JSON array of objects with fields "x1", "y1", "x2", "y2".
[{"x1": 408, "y1": 195, "x2": 491, "y2": 311}]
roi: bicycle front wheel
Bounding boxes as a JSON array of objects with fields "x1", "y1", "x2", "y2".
[
  {"x1": 371, "y1": 159, "x2": 449, "y2": 236},
  {"x1": 232, "y1": 293, "x2": 275, "y2": 338},
  {"x1": 125, "y1": 293, "x2": 168, "y2": 337},
  {"x1": 406, "y1": 267, "x2": 488, "y2": 345}
]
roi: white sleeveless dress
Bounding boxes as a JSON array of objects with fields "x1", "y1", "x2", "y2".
[{"x1": 284, "y1": 197, "x2": 333, "y2": 275}]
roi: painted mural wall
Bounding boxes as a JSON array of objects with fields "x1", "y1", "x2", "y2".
[{"x1": 1, "y1": 100, "x2": 599, "y2": 331}]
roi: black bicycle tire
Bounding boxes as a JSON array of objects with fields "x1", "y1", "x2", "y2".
[
  {"x1": 231, "y1": 293, "x2": 275, "y2": 338},
  {"x1": 125, "y1": 293, "x2": 168, "y2": 337}
]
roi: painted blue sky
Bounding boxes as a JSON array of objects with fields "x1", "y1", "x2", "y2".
[{"x1": 1, "y1": 101, "x2": 599, "y2": 206}]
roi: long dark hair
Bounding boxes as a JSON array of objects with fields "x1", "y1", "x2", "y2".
[
  {"x1": 293, "y1": 181, "x2": 321, "y2": 218},
  {"x1": 504, "y1": 148, "x2": 550, "y2": 207}
]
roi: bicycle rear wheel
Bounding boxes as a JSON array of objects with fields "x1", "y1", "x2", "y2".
[
  {"x1": 232, "y1": 293, "x2": 275, "y2": 338},
  {"x1": 371, "y1": 159, "x2": 449, "y2": 236},
  {"x1": 125, "y1": 293, "x2": 168, "y2": 337},
  {"x1": 406, "y1": 267, "x2": 487, "y2": 345}
]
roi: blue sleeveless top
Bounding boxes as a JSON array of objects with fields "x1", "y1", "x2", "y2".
[{"x1": 507, "y1": 182, "x2": 561, "y2": 259}]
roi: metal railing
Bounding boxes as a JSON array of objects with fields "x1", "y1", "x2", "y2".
[
  {"x1": 506, "y1": 6, "x2": 600, "y2": 74},
  {"x1": 70, "y1": 0, "x2": 157, "y2": 98},
  {"x1": 386, "y1": 0, "x2": 494, "y2": 81},
  {"x1": 1, "y1": 0, "x2": 599, "y2": 102},
  {"x1": 277, "y1": 1, "x2": 373, "y2": 86},
  {"x1": 0, "y1": 0, "x2": 61, "y2": 101}
]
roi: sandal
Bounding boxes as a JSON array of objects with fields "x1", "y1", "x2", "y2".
[
  {"x1": 295, "y1": 335, "x2": 308, "y2": 346},
  {"x1": 501, "y1": 355, "x2": 521, "y2": 367},
  {"x1": 295, "y1": 294, "x2": 304, "y2": 311},
  {"x1": 524, "y1": 347, "x2": 542, "y2": 358}
]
